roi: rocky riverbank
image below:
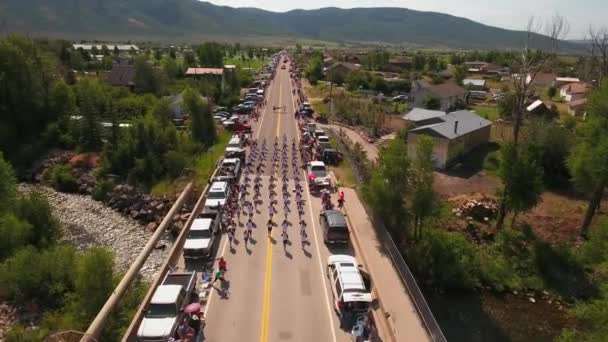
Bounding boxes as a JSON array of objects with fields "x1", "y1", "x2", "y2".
[{"x1": 18, "y1": 184, "x2": 173, "y2": 280}]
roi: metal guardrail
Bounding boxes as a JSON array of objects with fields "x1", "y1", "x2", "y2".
[
  {"x1": 121, "y1": 169, "x2": 219, "y2": 341},
  {"x1": 84, "y1": 182, "x2": 194, "y2": 341},
  {"x1": 329, "y1": 128, "x2": 447, "y2": 342}
]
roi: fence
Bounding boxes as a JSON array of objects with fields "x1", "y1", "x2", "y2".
[{"x1": 329, "y1": 127, "x2": 447, "y2": 342}]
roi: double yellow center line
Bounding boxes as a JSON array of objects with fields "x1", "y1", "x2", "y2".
[{"x1": 259, "y1": 80, "x2": 282, "y2": 342}]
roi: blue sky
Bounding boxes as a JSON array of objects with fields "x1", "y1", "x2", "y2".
[{"x1": 205, "y1": 0, "x2": 607, "y2": 38}]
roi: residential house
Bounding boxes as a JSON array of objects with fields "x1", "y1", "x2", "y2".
[
  {"x1": 407, "y1": 110, "x2": 492, "y2": 169},
  {"x1": 526, "y1": 72, "x2": 557, "y2": 87},
  {"x1": 465, "y1": 61, "x2": 488, "y2": 71},
  {"x1": 568, "y1": 98, "x2": 587, "y2": 117},
  {"x1": 555, "y1": 77, "x2": 581, "y2": 87},
  {"x1": 463, "y1": 78, "x2": 487, "y2": 91},
  {"x1": 388, "y1": 56, "x2": 413, "y2": 69},
  {"x1": 107, "y1": 64, "x2": 135, "y2": 88},
  {"x1": 325, "y1": 62, "x2": 360, "y2": 78},
  {"x1": 323, "y1": 57, "x2": 334, "y2": 67},
  {"x1": 411, "y1": 80, "x2": 466, "y2": 111},
  {"x1": 479, "y1": 63, "x2": 510, "y2": 75},
  {"x1": 185, "y1": 67, "x2": 226, "y2": 89},
  {"x1": 560, "y1": 82, "x2": 590, "y2": 102},
  {"x1": 402, "y1": 108, "x2": 446, "y2": 127},
  {"x1": 526, "y1": 99, "x2": 552, "y2": 116}
]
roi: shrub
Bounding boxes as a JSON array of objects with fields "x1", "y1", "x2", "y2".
[
  {"x1": 0, "y1": 246, "x2": 77, "y2": 307},
  {"x1": 164, "y1": 150, "x2": 188, "y2": 179},
  {"x1": 0, "y1": 214, "x2": 32, "y2": 260},
  {"x1": 14, "y1": 192, "x2": 60, "y2": 248},
  {"x1": 92, "y1": 179, "x2": 114, "y2": 202},
  {"x1": 406, "y1": 228, "x2": 481, "y2": 290},
  {"x1": 483, "y1": 150, "x2": 500, "y2": 173},
  {"x1": 493, "y1": 227, "x2": 543, "y2": 289},
  {"x1": 49, "y1": 164, "x2": 78, "y2": 192},
  {"x1": 478, "y1": 247, "x2": 522, "y2": 291}
]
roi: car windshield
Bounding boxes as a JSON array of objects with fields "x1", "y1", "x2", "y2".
[
  {"x1": 208, "y1": 191, "x2": 225, "y2": 200},
  {"x1": 147, "y1": 303, "x2": 177, "y2": 318},
  {"x1": 311, "y1": 166, "x2": 327, "y2": 177},
  {"x1": 189, "y1": 229, "x2": 212, "y2": 239},
  {"x1": 228, "y1": 142, "x2": 240, "y2": 148}
]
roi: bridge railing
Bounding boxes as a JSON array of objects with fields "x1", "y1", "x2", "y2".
[
  {"x1": 121, "y1": 170, "x2": 218, "y2": 341},
  {"x1": 329, "y1": 128, "x2": 447, "y2": 342}
]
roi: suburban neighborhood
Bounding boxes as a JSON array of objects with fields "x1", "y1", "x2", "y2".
[{"x1": 1, "y1": 1, "x2": 608, "y2": 342}]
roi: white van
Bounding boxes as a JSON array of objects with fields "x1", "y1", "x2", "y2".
[{"x1": 327, "y1": 255, "x2": 372, "y2": 319}]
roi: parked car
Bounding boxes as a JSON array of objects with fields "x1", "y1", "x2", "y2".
[
  {"x1": 203, "y1": 181, "x2": 229, "y2": 214},
  {"x1": 321, "y1": 148, "x2": 343, "y2": 165},
  {"x1": 320, "y1": 210, "x2": 349, "y2": 244},
  {"x1": 326, "y1": 255, "x2": 372, "y2": 326},
  {"x1": 307, "y1": 161, "x2": 331, "y2": 187},
  {"x1": 213, "y1": 157, "x2": 242, "y2": 183},
  {"x1": 391, "y1": 95, "x2": 409, "y2": 103},
  {"x1": 137, "y1": 272, "x2": 197, "y2": 342},
  {"x1": 183, "y1": 213, "x2": 220, "y2": 259}
]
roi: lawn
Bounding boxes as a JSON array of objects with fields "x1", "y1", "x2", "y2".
[
  {"x1": 473, "y1": 105, "x2": 500, "y2": 121},
  {"x1": 331, "y1": 159, "x2": 358, "y2": 189},
  {"x1": 224, "y1": 55, "x2": 269, "y2": 72}
]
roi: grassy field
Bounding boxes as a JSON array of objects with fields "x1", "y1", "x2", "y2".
[
  {"x1": 472, "y1": 105, "x2": 500, "y2": 121},
  {"x1": 331, "y1": 159, "x2": 358, "y2": 188},
  {"x1": 224, "y1": 55, "x2": 269, "y2": 71}
]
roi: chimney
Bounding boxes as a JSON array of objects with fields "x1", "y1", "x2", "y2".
[{"x1": 454, "y1": 120, "x2": 459, "y2": 134}]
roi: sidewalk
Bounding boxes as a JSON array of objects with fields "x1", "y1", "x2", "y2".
[{"x1": 340, "y1": 187, "x2": 431, "y2": 342}]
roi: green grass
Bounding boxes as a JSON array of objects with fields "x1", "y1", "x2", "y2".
[
  {"x1": 224, "y1": 55, "x2": 269, "y2": 71},
  {"x1": 331, "y1": 159, "x2": 358, "y2": 188},
  {"x1": 150, "y1": 179, "x2": 175, "y2": 196},
  {"x1": 193, "y1": 130, "x2": 232, "y2": 188},
  {"x1": 311, "y1": 99, "x2": 329, "y2": 114},
  {"x1": 473, "y1": 105, "x2": 500, "y2": 121}
]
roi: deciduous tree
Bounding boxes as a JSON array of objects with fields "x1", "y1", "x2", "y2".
[{"x1": 567, "y1": 82, "x2": 608, "y2": 238}]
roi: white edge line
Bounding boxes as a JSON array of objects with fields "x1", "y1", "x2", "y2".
[{"x1": 288, "y1": 65, "x2": 338, "y2": 342}]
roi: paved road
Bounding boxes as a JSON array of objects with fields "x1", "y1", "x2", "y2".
[{"x1": 199, "y1": 61, "x2": 353, "y2": 342}]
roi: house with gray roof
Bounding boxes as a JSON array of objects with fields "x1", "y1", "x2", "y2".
[
  {"x1": 402, "y1": 108, "x2": 446, "y2": 127},
  {"x1": 407, "y1": 110, "x2": 492, "y2": 169},
  {"x1": 463, "y1": 78, "x2": 487, "y2": 90},
  {"x1": 410, "y1": 80, "x2": 466, "y2": 111}
]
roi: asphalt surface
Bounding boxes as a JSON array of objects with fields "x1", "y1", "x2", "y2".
[{"x1": 198, "y1": 61, "x2": 353, "y2": 342}]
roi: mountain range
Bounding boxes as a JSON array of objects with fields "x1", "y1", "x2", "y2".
[{"x1": 0, "y1": 0, "x2": 582, "y2": 51}]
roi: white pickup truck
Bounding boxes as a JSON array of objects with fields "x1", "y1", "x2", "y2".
[
  {"x1": 183, "y1": 212, "x2": 221, "y2": 259},
  {"x1": 213, "y1": 157, "x2": 241, "y2": 184},
  {"x1": 137, "y1": 271, "x2": 197, "y2": 342}
]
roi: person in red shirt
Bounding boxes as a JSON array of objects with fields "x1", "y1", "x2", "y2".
[
  {"x1": 338, "y1": 191, "x2": 345, "y2": 209},
  {"x1": 218, "y1": 257, "x2": 227, "y2": 272}
]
